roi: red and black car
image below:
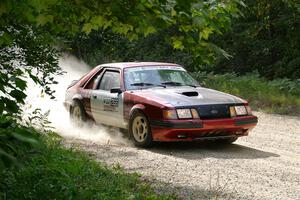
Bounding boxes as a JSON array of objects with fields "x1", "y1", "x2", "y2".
[{"x1": 64, "y1": 62, "x2": 257, "y2": 147}]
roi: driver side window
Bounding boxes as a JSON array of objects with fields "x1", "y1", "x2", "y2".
[{"x1": 98, "y1": 71, "x2": 120, "y2": 91}]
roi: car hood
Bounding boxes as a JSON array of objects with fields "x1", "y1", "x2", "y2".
[{"x1": 130, "y1": 86, "x2": 246, "y2": 107}]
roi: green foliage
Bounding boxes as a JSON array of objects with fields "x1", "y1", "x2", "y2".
[
  {"x1": 69, "y1": 30, "x2": 195, "y2": 70},
  {"x1": 1, "y1": 0, "x2": 243, "y2": 59},
  {"x1": 59, "y1": 0, "x2": 244, "y2": 66},
  {"x1": 0, "y1": 138, "x2": 175, "y2": 200},
  {"x1": 192, "y1": 72, "x2": 300, "y2": 115},
  {"x1": 0, "y1": 26, "x2": 61, "y2": 116},
  {"x1": 211, "y1": 0, "x2": 300, "y2": 79},
  {"x1": 0, "y1": 107, "x2": 53, "y2": 171},
  {"x1": 0, "y1": 115, "x2": 40, "y2": 170}
]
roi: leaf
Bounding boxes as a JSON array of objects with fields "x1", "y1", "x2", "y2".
[
  {"x1": 0, "y1": 148, "x2": 17, "y2": 168},
  {"x1": 171, "y1": 8, "x2": 177, "y2": 17},
  {"x1": 15, "y1": 78, "x2": 27, "y2": 90},
  {"x1": 91, "y1": 15, "x2": 105, "y2": 27},
  {"x1": 3, "y1": 98, "x2": 19, "y2": 113},
  {"x1": 10, "y1": 90, "x2": 27, "y2": 103},
  {"x1": 0, "y1": 115, "x2": 13, "y2": 128},
  {"x1": 200, "y1": 27, "x2": 213, "y2": 40},
  {"x1": 12, "y1": 128, "x2": 38, "y2": 144},
  {"x1": 82, "y1": 23, "x2": 93, "y2": 34},
  {"x1": 173, "y1": 40, "x2": 184, "y2": 50},
  {"x1": 144, "y1": 26, "x2": 156, "y2": 37},
  {"x1": 29, "y1": 74, "x2": 40, "y2": 84}
]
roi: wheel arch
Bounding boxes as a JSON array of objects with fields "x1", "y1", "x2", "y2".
[
  {"x1": 129, "y1": 104, "x2": 147, "y2": 119},
  {"x1": 128, "y1": 104, "x2": 153, "y2": 147},
  {"x1": 70, "y1": 94, "x2": 84, "y2": 113}
]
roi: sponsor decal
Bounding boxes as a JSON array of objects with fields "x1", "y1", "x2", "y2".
[{"x1": 103, "y1": 97, "x2": 119, "y2": 112}]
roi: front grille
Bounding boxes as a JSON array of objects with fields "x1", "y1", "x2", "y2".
[{"x1": 197, "y1": 104, "x2": 231, "y2": 119}]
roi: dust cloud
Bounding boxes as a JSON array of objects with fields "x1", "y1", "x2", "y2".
[{"x1": 25, "y1": 54, "x2": 129, "y2": 146}]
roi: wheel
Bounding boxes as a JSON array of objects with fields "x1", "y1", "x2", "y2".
[
  {"x1": 129, "y1": 111, "x2": 153, "y2": 147},
  {"x1": 70, "y1": 101, "x2": 86, "y2": 127},
  {"x1": 215, "y1": 137, "x2": 238, "y2": 144}
]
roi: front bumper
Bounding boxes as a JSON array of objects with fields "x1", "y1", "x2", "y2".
[{"x1": 150, "y1": 115, "x2": 258, "y2": 141}]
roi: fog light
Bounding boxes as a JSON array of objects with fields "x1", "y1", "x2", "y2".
[
  {"x1": 191, "y1": 109, "x2": 200, "y2": 119},
  {"x1": 163, "y1": 110, "x2": 177, "y2": 119}
]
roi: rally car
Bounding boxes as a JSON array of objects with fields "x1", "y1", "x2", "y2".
[{"x1": 64, "y1": 62, "x2": 257, "y2": 147}]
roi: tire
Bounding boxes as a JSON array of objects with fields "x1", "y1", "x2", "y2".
[
  {"x1": 215, "y1": 137, "x2": 238, "y2": 144},
  {"x1": 129, "y1": 111, "x2": 153, "y2": 147},
  {"x1": 70, "y1": 101, "x2": 87, "y2": 127}
]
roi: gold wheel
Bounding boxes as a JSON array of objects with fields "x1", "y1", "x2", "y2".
[
  {"x1": 132, "y1": 116, "x2": 148, "y2": 143},
  {"x1": 129, "y1": 111, "x2": 153, "y2": 147}
]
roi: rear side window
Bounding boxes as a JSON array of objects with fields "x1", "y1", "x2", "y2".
[
  {"x1": 98, "y1": 71, "x2": 120, "y2": 91},
  {"x1": 84, "y1": 69, "x2": 103, "y2": 89},
  {"x1": 85, "y1": 75, "x2": 97, "y2": 89}
]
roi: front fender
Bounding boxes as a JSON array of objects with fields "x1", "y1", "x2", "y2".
[
  {"x1": 72, "y1": 94, "x2": 83, "y2": 101},
  {"x1": 129, "y1": 104, "x2": 146, "y2": 117}
]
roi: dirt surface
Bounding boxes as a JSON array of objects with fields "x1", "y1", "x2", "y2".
[{"x1": 64, "y1": 112, "x2": 300, "y2": 200}]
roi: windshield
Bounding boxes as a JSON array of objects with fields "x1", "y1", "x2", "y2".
[{"x1": 124, "y1": 66, "x2": 200, "y2": 90}]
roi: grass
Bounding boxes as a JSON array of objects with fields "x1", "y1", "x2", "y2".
[
  {"x1": 0, "y1": 135, "x2": 175, "y2": 200},
  {"x1": 192, "y1": 72, "x2": 300, "y2": 115}
]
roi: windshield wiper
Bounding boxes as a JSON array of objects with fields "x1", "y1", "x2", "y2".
[
  {"x1": 161, "y1": 81, "x2": 183, "y2": 86},
  {"x1": 182, "y1": 84, "x2": 200, "y2": 88},
  {"x1": 130, "y1": 82, "x2": 166, "y2": 88},
  {"x1": 161, "y1": 81, "x2": 199, "y2": 88}
]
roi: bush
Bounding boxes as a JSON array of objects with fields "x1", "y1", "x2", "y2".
[{"x1": 0, "y1": 135, "x2": 174, "y2": 200}]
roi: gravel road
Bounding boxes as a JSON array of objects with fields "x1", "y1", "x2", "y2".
[{"x1": 64, "y1": 112, "x2": 300, "y2": 200}]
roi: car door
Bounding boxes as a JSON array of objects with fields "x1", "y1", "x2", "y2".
[
  {"x1": 81, "y1": 68, "x2": 104, "y2": 118},
  {"x1": 90, "y1": 69, "x2": 125, "y2": 128}
]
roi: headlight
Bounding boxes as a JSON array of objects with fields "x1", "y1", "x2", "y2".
[
  {"x1": 230, "y1": 106, "x2": 248, "y2": 117},
  {"x1": 176, "y1": 109, "x2": 192, "y2": 119},
  {"x1": 163, "y1": 108, "x2": 199, "y2": 119}
]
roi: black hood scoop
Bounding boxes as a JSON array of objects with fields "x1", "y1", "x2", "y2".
[{"x1": 180, "y1": 91, "x2": 199, "y2": 97}]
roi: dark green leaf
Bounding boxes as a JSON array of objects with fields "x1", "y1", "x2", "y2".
[
  {"x1": 12, "y1": 128, "x2": 39, "y2": 144},
  {"x1": 15, "y1": 78, "x2": 27, "y2": 90},
  {"x1": 10, "y1": 90, "x2": 27, "y2": 103},
  {"x1": 3, "y1": 98, "x2": 19, "y2": 113}
]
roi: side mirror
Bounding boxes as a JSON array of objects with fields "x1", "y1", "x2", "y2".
[{"x1": 110, "y1": 87, "x2": 122, "y2": 94}]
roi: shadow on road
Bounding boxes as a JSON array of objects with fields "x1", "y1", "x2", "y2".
[{"x1": 148, "y1": 141, "x2": 279, "y2": 160}]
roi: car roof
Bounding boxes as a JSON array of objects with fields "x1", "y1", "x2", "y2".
[{"x1": 97, "y1": 62, "x2": 180, "y2": 69}]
